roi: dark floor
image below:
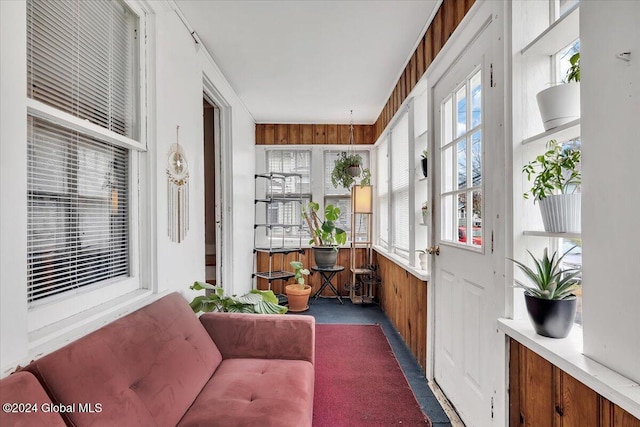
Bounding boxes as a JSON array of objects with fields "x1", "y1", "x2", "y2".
[{"x1": 299, "y1": 297, "x2": 452, "y2": 427}]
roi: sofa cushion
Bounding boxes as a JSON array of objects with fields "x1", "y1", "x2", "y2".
[
  {"x1": 177, "y1": 358, "x2": 314, "y2": 427},
  {"x1": 0, "y1": 371, "x2": 66, "y2": 427},
  {"x1": 25, "y1": 293, "x2": 222, "y2": 427}
]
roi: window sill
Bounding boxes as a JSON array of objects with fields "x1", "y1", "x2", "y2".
[
  {"x1": 498, "y1": 318, "x2": 640, "y2": 419},
  {"x1": 373, "y1": 245, "x2": 430, "y2": 281}
]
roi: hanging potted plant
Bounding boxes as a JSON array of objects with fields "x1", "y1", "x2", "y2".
[
  {"x1": 536, "y1": 52, "x2": 580, "y2": 130},
  {"x1": 420, "y1": 149, "x2": 428, "y2": 178},
  {"x1": 302, "y1": 202, "x2": 347, "y2": 268},
  {"x1": 331, "y1": 151, "x2": 371, "y2": 189},
  {"x1": 285, "y1": 261, "x2": 311, "y2": 312},
  {"x1": 523, "y1": 139, "x2": 581, "y2": 233},
  {"x1": 509, "y1": 247, "x2": 581, "y2": 338}
]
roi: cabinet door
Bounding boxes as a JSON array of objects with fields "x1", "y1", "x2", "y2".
[
  {"x1": 519, "y1": 345, "x2": 554, "y2": 427},
  {"x1": 556, "y1": 370, "x2": 599, "y2": 426}
]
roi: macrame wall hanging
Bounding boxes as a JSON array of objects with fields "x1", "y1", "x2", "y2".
[{"x1": 167, "y1": 125, "x2": 189, "y2": 243}]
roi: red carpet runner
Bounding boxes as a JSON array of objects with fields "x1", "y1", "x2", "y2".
[{"x1": 313, "y1": 324, "x2": 431, "y2": 426}]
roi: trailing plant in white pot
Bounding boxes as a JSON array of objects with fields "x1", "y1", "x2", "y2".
[
  {"x1": 523, "y1": 139, "x2": 581, "y2": 233},
  {"x1": 536, "y1": 52, "x2": 580, "y2": 131}
]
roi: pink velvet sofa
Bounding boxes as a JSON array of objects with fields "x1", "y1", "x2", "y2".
[{"x1": 0, "y1": 292, "x2": 315, "y2": 427}]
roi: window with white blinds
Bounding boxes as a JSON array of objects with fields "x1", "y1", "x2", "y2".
[
  {"x1": 324, "y1": 150, "x2": 370, "y2": 240},
  {"x1": 376, "y1": 138, "x2": 389, "y2": 248},
  {"x1": 25, "y1": 0, "x2": 140, "y2": 304},
  {"x1": 265, "y1": 150, "x2": 311, "y2": 239},
  {"x1": 391, "y1": 112, "x2": 410, "y2": 256},
  {"x1": 27, "y1": 117, "x2": 129, "y2": 302},
  {"x1": 27, "y1": 0, "x2": 138, "y2": 138}
]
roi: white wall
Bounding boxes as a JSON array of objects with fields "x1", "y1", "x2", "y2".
[
  {"x1": 581, "y1": 1, "x2": 640, "y2": 384},
  {"x1": 0, "y1": 0, "x2": 256, "y2": 375}
]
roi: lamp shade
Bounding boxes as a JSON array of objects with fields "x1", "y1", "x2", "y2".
[{"x1": 352, "y1": 185, "x2": 373, "y2": 213}]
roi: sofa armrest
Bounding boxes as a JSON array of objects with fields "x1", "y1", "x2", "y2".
[{"x1": 200, "y1": 312, "x2": 315, "y2": 365}]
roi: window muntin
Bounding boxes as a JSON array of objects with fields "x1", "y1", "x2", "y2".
[
  {"x1": 441, "y1": 68, "x2": 483, "y2": 249},
  {"x1": 26, "y1": 0, "x2": 140, "y2": 304}
]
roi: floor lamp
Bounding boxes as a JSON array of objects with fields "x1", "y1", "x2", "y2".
[{"x1": 350, "y1": 185, "x2": 374, "y2": 304}]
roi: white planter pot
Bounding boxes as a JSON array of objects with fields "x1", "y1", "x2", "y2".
[
  {"x1": 538, "y1": 193, "x2": 581, "y2": 233},
  {"x1": 418, "y1": 253, "x2": 428, "y2": 270},
  {"x1": 536, "y1": 82, "x2": 580, "y2": 131}
]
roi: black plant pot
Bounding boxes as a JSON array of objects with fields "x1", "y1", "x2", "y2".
[
  {"x1": 524, "y1": 293, "x2": 577, "y2": 338},
  {"x1": 313, "y1": 246, "x2": 338, "y2": 269},
  {"x1": 421, "y1": 158, "x2": 428, "y2": 178}
]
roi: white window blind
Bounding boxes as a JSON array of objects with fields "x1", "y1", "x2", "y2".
[
  {"x1": 265, "y1": 150, "x2": 311, "y2": 239},
  {"x1": 377, "y1": 137, "x2": 389, "y2": 248},
  {"x1": 27, "y1": 0, "x2": 138, "y2": 138},
  {"x1": 27, "y1": 117, "x2": 129, "y2": 302},
  {"x1": 391, "y1": 112, "x2": 410, "y2": 255},
  {"x1": 25, "y1": 0, "x2": 139, "y2": 304}
]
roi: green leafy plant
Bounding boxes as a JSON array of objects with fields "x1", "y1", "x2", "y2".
[
  {"x1": 565, "y1": 52, "x2": 580, "y2": 83},
  {"x1": 522, "y1": 139, "x2": 581, "y2": 201},
  {"x1": 290, "y1": 260, "x2": 310, "y2": 289},
  {"x1": 330, "y1": 151, "x2": 371, "y2": 189},
  {"x1": 421, "y1": 201, "x2": 429, "y2": 212},
  {"x1": 189, "y1": 281, "x2": 288, "y2": 314},
  {"x1": 302, "y1": 202, "x2": 347, "y2": 247},
  {"x1": 508, "y1": 247, "x2": 581, "y2": 300},
  {"x1": 421, "y1": 149, "x2": 429, "y2": 159},
  {"x1": 360, "y1": 168, "x2": 371, "y2": 186}
]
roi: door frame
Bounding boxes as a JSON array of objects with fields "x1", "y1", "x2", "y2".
[
  {"x1": 423, "y1": 1, "x2": 510, "y2": 425},
  {"x1": 203, "y1": 76, "x2": 233, "y2": 293}
]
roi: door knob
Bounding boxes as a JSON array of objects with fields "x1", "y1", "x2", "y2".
[{"x1": 427, "y1": 245, "x2": 440, "y2": 256}]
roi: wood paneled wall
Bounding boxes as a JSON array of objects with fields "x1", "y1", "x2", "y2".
[
  {"x1": 255, "y1": 248, "x2": 368, "y2": 297},
  {"x1": 373, "y1": 0, "x2": 475, "y2": 139},
  {"x1": 374, "y1": 251, "x2": 428, "y2": 372},
  {"x1": 509, "y1": 339, "x2": 640, "y2": 427},
  {"x1": 255, "y1": 124, "x2": 375, "y2": 145}
]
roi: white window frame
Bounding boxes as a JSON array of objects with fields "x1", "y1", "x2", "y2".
[
  {"x1": 255, "y1": 145, "x2": 373, "y2": 248},
  {"x1": 26, "y1": 0, "x2": 150, "y2": 332}
]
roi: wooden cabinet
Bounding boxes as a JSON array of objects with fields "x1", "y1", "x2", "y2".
[{"x1": 510, "y1": 339, "x2": 639, "y2": 427}]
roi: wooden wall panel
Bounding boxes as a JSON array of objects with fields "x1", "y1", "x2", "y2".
[
  {"x1": 432, "y1": 7, "x2": 443, "y2": 59},
  {"x1": 509, "y1": 339, "x2": 640, "y2": 427},
  {"x1": 424, "y1": 26, "x2": 434, "y2": 71},
  {"x1": 301, "y1": 124, "x2": 314, "y2": 145},
  {"x1": 375, "y1": 252, "x2": 428, "y2": 372},
  {"x1": 416, "y1": 37, "x2": 426, "y2": 77},
  {"x1": 443, "y1": 0, "x2": 456, "y2": 45},
  {"x1": 255, "y1": 124, "x2": 375, "y2": 145}
]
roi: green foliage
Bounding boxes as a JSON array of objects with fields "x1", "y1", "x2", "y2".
[
  {"x1": 522, "y1": 139, "x2": 581, "y2": 201},
  {"x1": 330, "y1": 151, "x2": 371, "y2": 189},
  {"x1": 290, "y1": 260, "x2": 310, "y2": 289},
  {"x1": 508, "y1": 247, "x2": 581, "y2": 300},
  {"x1": 189, "y1": 281, "x2": 288, "y2": 314},
  {"x1": 303, "y1": 202, "x2": 347, "y2": 247},
  {"x1": 565, "y1": 52, "x2": 580, "y2": 83}
]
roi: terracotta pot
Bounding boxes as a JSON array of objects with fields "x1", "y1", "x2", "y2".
[{"x1": 286, "y1": 284, "x2": 311, "y2": 312}]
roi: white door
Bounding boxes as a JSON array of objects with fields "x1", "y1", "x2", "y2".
[{"x1": 432, "y1": 18, "x2": 503, "y2": 426}]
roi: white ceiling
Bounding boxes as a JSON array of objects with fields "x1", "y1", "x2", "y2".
[{"x1": 176, "y1": 0, "x2": 438, "y2": 124}]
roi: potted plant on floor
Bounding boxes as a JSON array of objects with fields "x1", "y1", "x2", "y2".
[
  {"x1": 536, "y1": 51, "x2": 580, "y2": 130},
  {"x1": 509, "y1": 247, "x2": 581, "y2": 338},
  {"x1": 285, "y1": 260, "x2": 311, "y2": 312},
  {"x1": 188, "y1": 281, "x2": 288, "y2": 314},
  {"x1": 331, "y1": 151, "x2": 371, "y2": 189},
  {"x1": 523, "y1": 139, "x2": 581, "y2": 233},
  {"x1": 302, "y1": 202, "x2": 347, "y2": 268}
]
